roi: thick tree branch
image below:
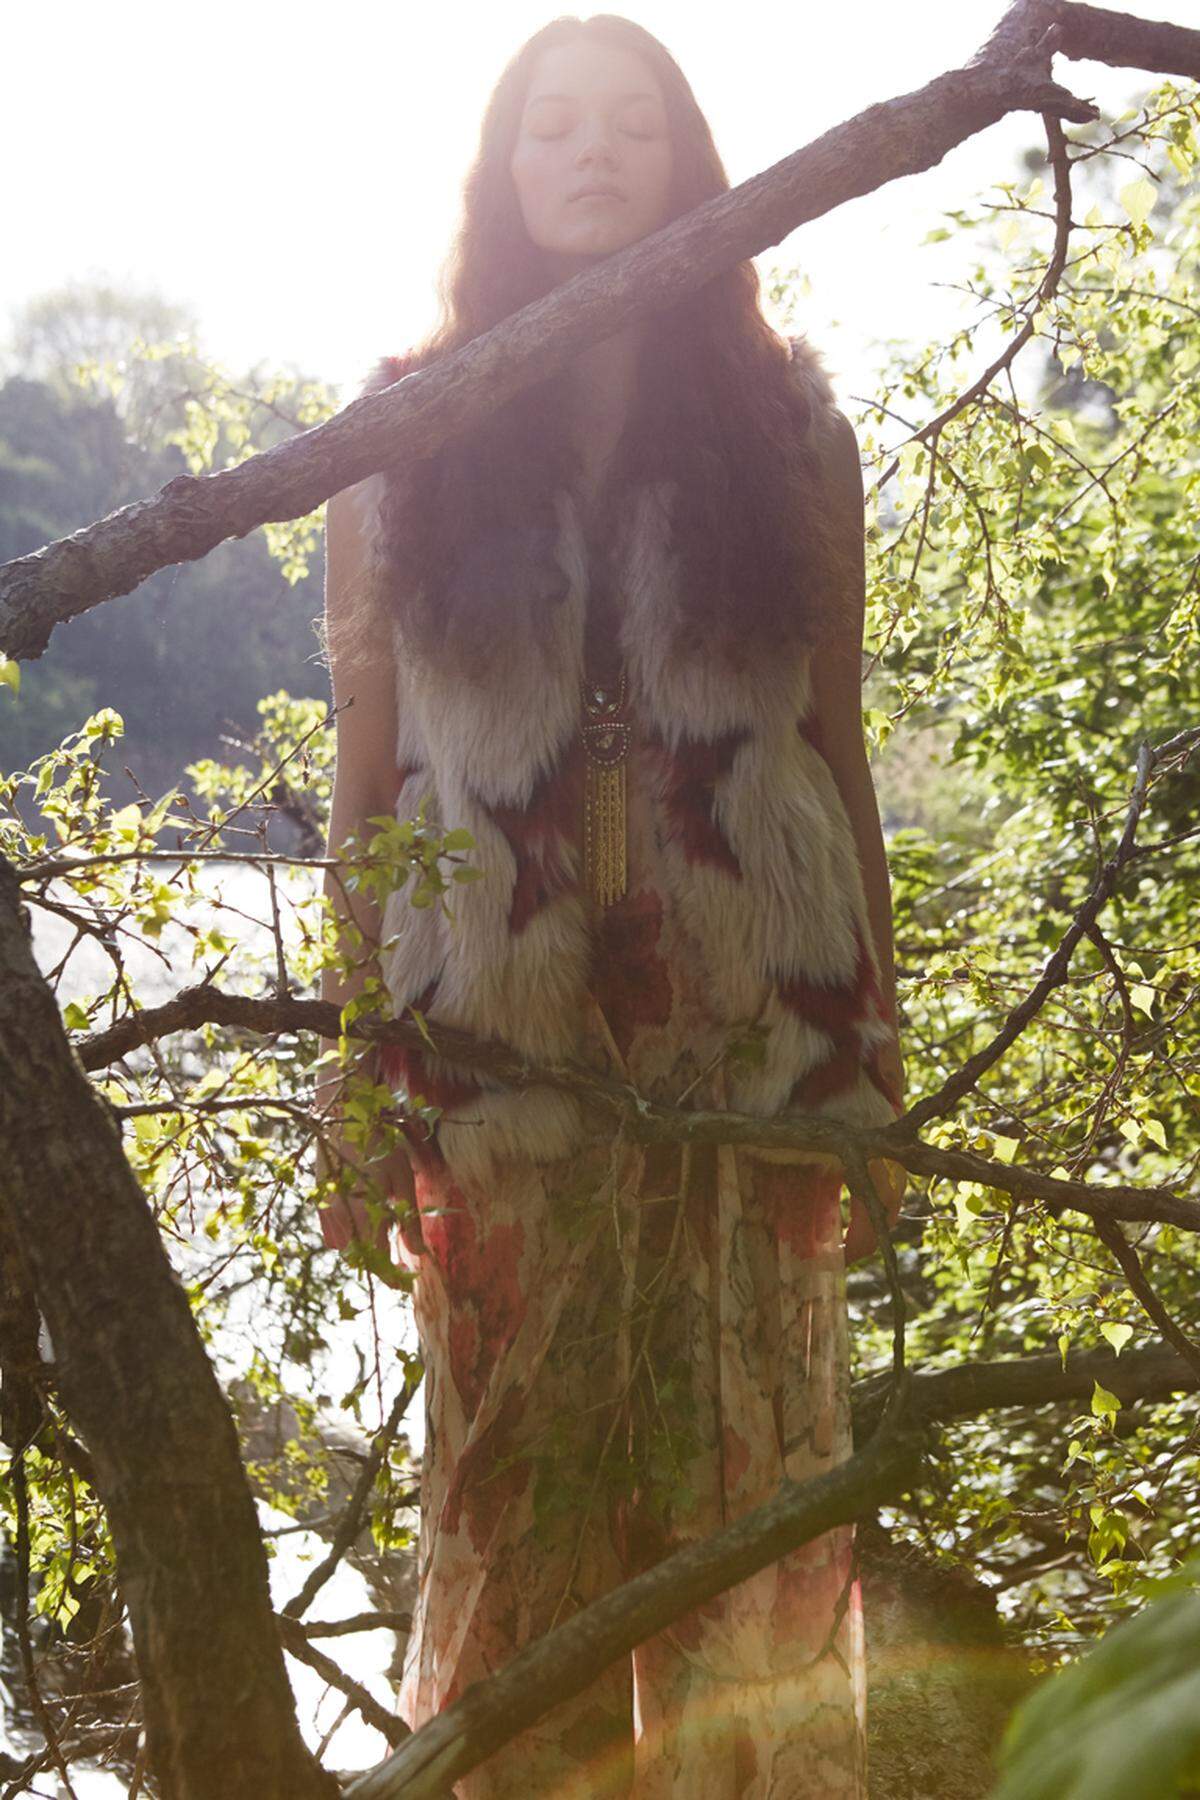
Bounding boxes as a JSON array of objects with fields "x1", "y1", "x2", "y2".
[
  {"x1": 0, "y1": 855, "x2": 337, "y2": 1800},
  {"x1": 69, "y1": 982, "x2": 1200, "y2": 1234},
  {"x1": 26, "y1": 0, "x2": 1200, "y2": 660},
  {"x1": 343, "y1": 1393, "x2": 922, "y2": 1799},
  {"x1": 850, "y1": 1340, "x2": 1198, "y2": 1441},
  {"x1": 1056, "y1": 1, "x2": 1200, "y2": 78},
  {"x1": 339, "y1": 1335, "x2": 1199, "y2": 1799}
]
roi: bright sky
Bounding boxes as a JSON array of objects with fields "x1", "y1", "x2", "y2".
[{"x1": 3, "y1": 0, "x2": 1179, "y2": 408}]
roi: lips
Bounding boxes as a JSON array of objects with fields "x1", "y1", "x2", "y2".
[{"x1": 570, "y1": 186, "x2": 626, "y2": 202}]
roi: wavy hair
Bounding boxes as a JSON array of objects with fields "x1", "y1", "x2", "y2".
[{"x1": 359, "y1": 12, "x2": 844, "y2": 682}]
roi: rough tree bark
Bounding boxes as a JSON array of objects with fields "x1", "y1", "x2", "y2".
[{"x1": 0, "y1": 857, "x2": 337, "y2": 1799}]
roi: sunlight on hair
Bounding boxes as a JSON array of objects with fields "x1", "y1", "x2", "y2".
[{"x1": 0, "y1": 0, "x2": 1148, "y2": 400}]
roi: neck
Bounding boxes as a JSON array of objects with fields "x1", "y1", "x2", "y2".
[{"x1": 565, "y1": 323, "x2": 645, "y2": 476}]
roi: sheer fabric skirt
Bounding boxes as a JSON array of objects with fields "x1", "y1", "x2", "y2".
[{"x1": 386, "y1": 1025, "x2": 866, "y2": 1799}]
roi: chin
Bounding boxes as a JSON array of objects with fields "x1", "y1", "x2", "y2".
[{"x1": 562, "y1": 228, "x2": 640, "y2": 257}]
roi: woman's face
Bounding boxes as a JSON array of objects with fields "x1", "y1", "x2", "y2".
[{"x1": 509, "y1": 39, "x2": 675, "y2": 277}]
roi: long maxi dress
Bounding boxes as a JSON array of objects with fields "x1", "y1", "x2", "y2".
[{"x1": 338, "y1": 342, "x2": 902, "y2": 1798}]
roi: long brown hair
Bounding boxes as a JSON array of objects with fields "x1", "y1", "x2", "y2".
[{"x1": 364, "y1": 13, "x2": 842, "y2": 682}]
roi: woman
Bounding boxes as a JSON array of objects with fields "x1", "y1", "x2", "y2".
[{"x1": 317, "y1": 14, "x2": 906, "y2": 1797}]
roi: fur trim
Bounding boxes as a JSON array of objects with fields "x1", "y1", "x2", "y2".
[{"x1": 354, "y1": 338, "x2": 899, "y2": 1187}]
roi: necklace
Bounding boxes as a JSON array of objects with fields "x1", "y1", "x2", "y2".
[{"x1": 580, "y1": 664, "x2": 630, "y2": 907}]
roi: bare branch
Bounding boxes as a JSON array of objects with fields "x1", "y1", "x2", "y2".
[
  {"x1": 280, "y1": 1364, "x2": 423, "y2": 1623},
  {"x1": 69, "y1": 981, "x2": 1200, "y2": 1236},
  {"x1": 904, "y1": 738, "x2": 1157, "y2": 1133},
  {"x1": 275, "y1": 1616, "x2": 408, "y2": 1751},
  {"x1": 1090, "y1": 1218, "x2": 1200, "y2": 1385}
]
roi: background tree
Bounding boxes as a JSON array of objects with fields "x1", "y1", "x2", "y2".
[{"x1": 0, "y1": 289, "x2": 338, "y2": 788}]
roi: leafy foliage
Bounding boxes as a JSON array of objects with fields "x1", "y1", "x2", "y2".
[
  {"x1": 0, "y1": 73, "x2": 1198, "y2": 1793},
  {"x1": 836, "y1": 83, "x2": 1200, "y2": 1677},
  {"x1": 993, "y1": 1559, "x2": 1200, "y2": 1799}
]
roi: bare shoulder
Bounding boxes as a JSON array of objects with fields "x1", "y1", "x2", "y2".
[
  {"x1": 782, "y1": 335, "x2": 862, "y2": 506},
  {"x1": 816, "y1": 404, "x2": 865, "y2": 518},
  {"x1": 324, "y1": 482, "x2": 376, "y2": 611}
]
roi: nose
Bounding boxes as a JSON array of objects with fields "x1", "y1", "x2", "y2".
[{"x1": 574, "y1": 120, "x2": 620, "y2": 170}]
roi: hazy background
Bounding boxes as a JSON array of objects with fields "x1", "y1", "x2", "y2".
[{"x1": 1, "y1": 0, "x2": 1176, "y2": 405}]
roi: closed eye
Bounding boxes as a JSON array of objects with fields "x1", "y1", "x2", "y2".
[{"x1": 531, "y1": 127, "x2": 656, "y2": 142}]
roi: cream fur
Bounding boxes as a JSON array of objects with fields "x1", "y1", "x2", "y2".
[{"x1": 362, "y1": 341, "x2": 899, "y2": 1183}]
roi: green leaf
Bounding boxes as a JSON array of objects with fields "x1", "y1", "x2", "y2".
[
  {"x1": 1101, "y1": 1323, "x2": 1133, "y2": 1357},
  {"x1": 1118, "y1": 177, "x2": 1156, "y2": 228},
  {"x1": 1091, "y1": 1380, "x2": 1122, "y2": 1421},
  {"x1": 994, "y1": 1562, "x2": 1200, "y2": 1800},
  {"x1": 954, "y1": 1184, "x2": 988, "y2": 1232},
  {"x1": 142, "y1": 786, "x2": 182, "y2": 834}
]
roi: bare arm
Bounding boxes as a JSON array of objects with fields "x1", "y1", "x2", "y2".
[
  {"x1": 809, "y1": 406, "x2": 908, "y2": 1257},
  {"x1": 808, "y1": 406, "x2": 903, "y2": 1070},
  {"x1": 316, "y1": 484, "x2": 414, "y2": 1249}
]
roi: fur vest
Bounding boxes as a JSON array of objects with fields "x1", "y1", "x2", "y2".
[{"x1": 349, "y1": 338, "x2": 902, "y2": 1191}]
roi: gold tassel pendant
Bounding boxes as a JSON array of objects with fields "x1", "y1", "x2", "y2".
[{"x1": 581, "y1": 669, "x2": 630, "y2": 908}]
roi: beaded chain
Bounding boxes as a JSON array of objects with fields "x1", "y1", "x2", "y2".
[{"x1": 580, "y1": 664, "x2": 630, "y2": 907}]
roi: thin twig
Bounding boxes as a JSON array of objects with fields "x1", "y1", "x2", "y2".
[{"x1": 280, "y1": 1364, "x2": 423, "y2": 1621}]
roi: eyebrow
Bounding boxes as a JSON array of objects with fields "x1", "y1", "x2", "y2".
[{"x1": 525, "y1": 91, "x2": 661, "y2": 107}]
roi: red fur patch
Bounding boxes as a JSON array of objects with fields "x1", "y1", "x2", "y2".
[
  {"x1": 777, "y1": 922, "x2": 885, "y2": 1109},
  {"x1": 644, "y1": 728, "x2": 747, "y2": 875},
  {"x1": 589, "y1": 886, "x2": 674, "y2": 1063},
  {"x1": 486, "y1": 741, "x2": 584, "y2": 934}
]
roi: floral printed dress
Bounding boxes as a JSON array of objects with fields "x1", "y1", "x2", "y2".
[{"x1": 378, "y1": 708, "x2": 868, "y2": 1798}]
